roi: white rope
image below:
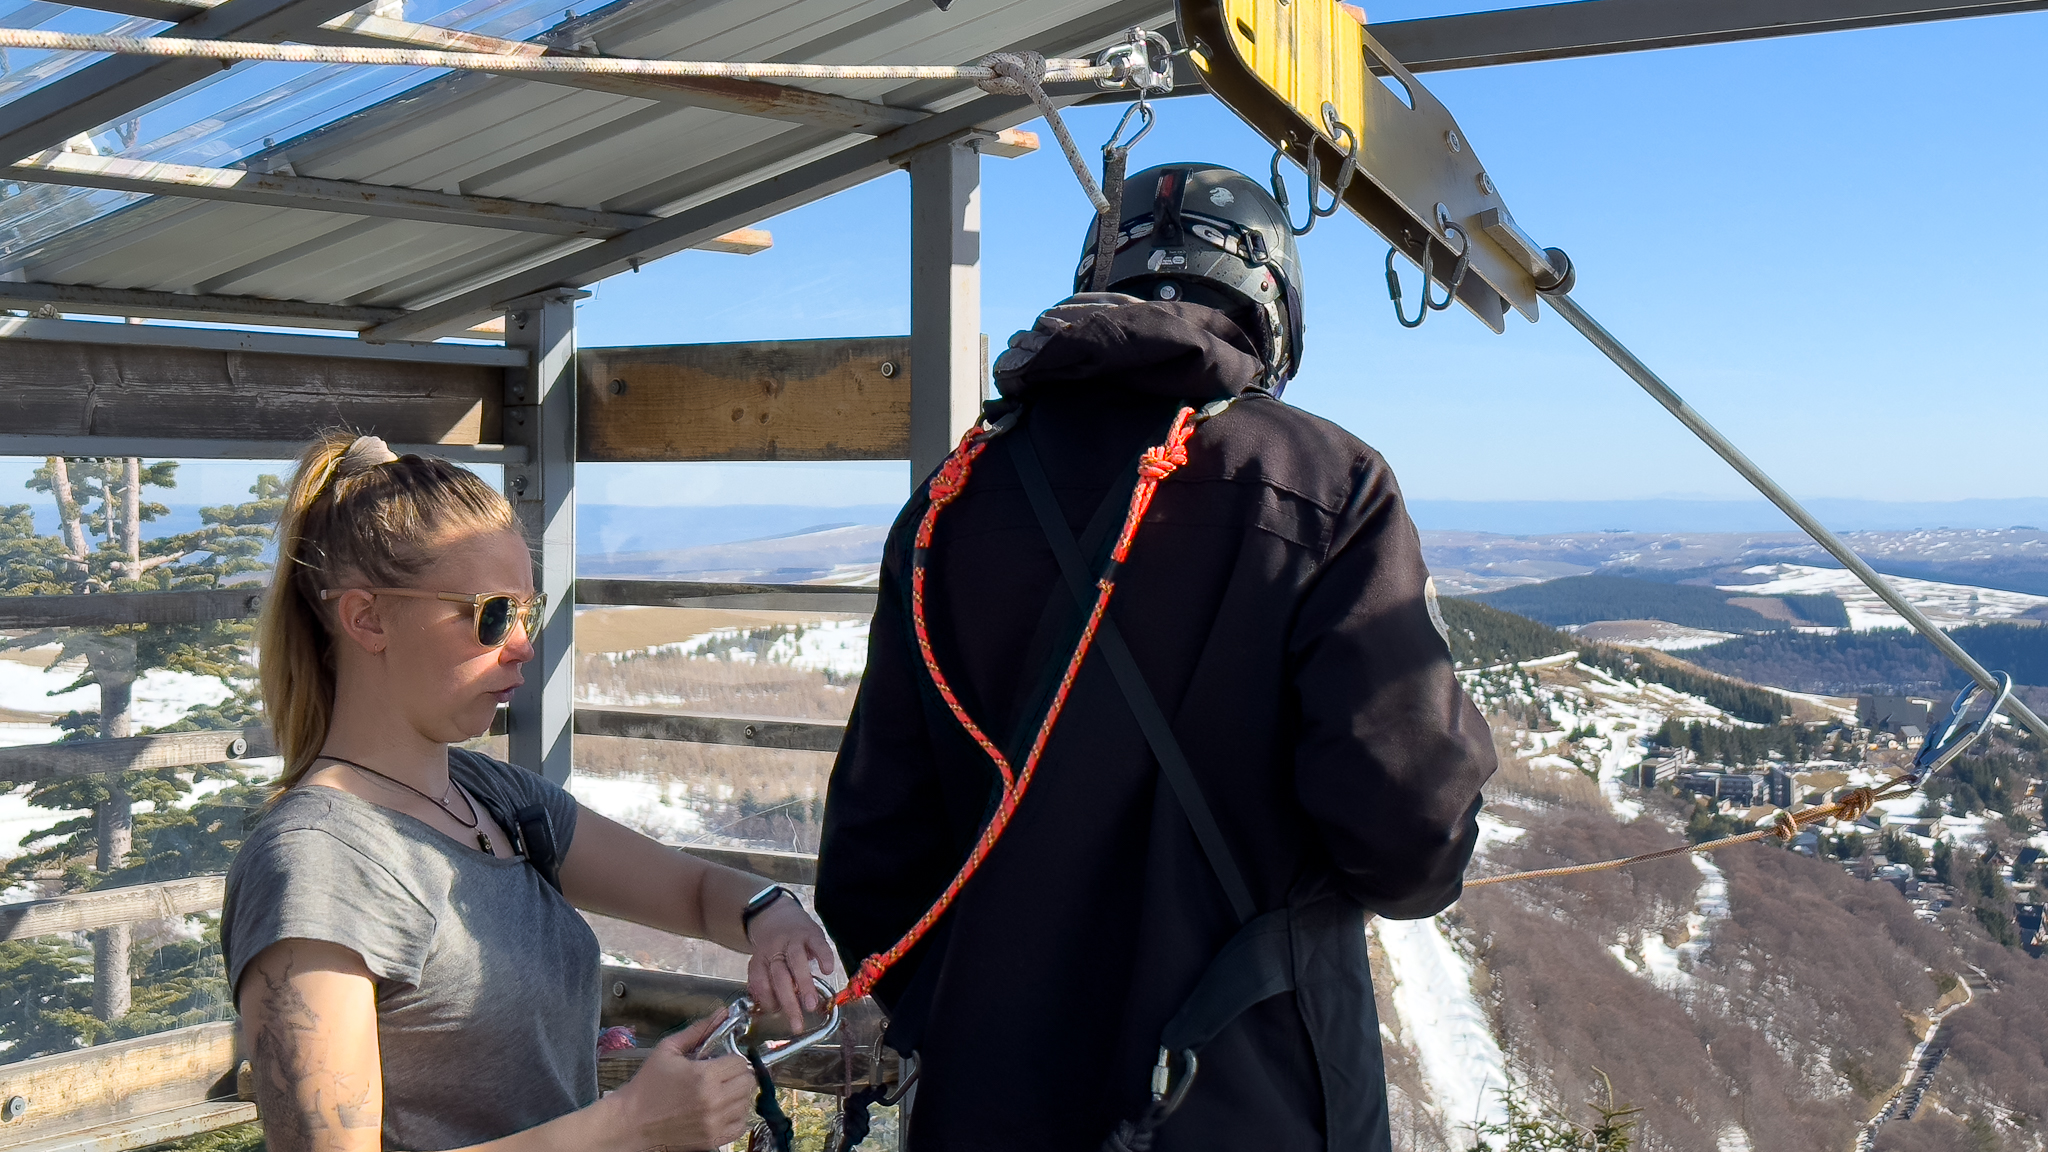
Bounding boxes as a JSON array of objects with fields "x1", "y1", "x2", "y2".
[
  {"x1": 981, "y1": 51, "x2": 1109, "y2": 213},
  {"x1": 0, "y1": 27, "x2": 1113, "y2": 83}
]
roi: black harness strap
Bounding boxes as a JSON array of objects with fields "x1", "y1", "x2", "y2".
[{"x1": 1009, "y1": 418, "x2": 1259, "y2": 926}]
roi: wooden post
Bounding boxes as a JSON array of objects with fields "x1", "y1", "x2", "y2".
[
  {"x1": 502, "y1": 290, "x2": 584, "y2": 785},
  {"x1": 908, "y1": 138, "x2": 984, "y2": 486}
]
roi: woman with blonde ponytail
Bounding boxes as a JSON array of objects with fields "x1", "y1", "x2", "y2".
[{"x1": 224, "y1": 433, "x2": 834, "y2": 1152}]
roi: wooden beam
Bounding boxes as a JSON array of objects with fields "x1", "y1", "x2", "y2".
[
  {"x1": 6, "y1": 1101, "x2": 257, "y2": 1152},
  {"x1": 1, "y1": 875, "x2": 225, "y2": 942},
  {"x1": 692, "y1": 228, "x2": 775, "y2": 256},
  {"x1": 0, "y1": 588, "x2": 261, "y2": 628},
  {"x1": 575, "y1": 578, "x2": 877, "y2": 615},
  {"x1": 676, "y1": 846, "x2": 818, "y2": 887},
  {"x1": 0, "y1": 335, "x2": 501, "y2": 444},
  {"x1": 0, "y1": 1022, "x2": 239, "y2": 1147},
  {"x1": 0, "y1": 856, "x2": 812, "y2": 944},
  {"x1": 0, "y1": 281, "x2": 402, "y2": 330},
  {"x1": 0, "y1": 434, "x2": 522, "y2": 463},
  {"x1": 0, "y1": 728, "x2": 273, "y2": 785},
  {"x1": 7, "y1": 1100, "x2": 257, "y2": 1152},
  {"x1": 981, "y1": 127, "x2": 1042, "y2": 158},
  {"x1": 574, "y1": 707, "x2": 846, "y2": 754},
  {"x1": 578, "y1": 339, "x2": 910, "y2": 462},
  {"x1": 5, "y1": 151, "x2": 657, "y2": 238}
]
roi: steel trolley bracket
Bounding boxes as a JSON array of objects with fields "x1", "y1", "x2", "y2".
[{"x1": 1177, "y1": 0, "x2": 1545, "y2": 331}]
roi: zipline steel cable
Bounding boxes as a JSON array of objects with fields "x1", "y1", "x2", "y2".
[{"x1": 1534, "y1": 283, "x2": 2048, "y2": 747}]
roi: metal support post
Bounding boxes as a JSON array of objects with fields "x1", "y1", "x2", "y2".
[
  {"x1": 502, "y1": 288, "x2": 587, "y2": 784},
  {"x1": 908, "y1": 138, "x2": 984, "y2": 485}
]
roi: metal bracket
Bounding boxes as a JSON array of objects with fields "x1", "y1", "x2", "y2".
[{"x1": 1177, "y1": 0, "x2": 1544, "y2": 330}]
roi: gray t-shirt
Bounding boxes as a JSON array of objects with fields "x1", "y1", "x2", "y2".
[{"x1": 224, "y1": 749, "x2": 599, "y2": 1151}]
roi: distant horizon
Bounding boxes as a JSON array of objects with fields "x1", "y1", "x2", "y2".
[{"x1": 23, "y1": 494, "x2": 2048, "y2": 548}]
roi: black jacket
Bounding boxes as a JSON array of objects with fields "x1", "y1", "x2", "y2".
[{"x1": 816, "y1": 298, "x2": 1496, "y2": 1150}]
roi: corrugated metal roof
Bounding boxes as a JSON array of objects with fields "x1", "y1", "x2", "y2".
[{"x1": 0, "y1": 0, "x2": 1170, "y2": 331}]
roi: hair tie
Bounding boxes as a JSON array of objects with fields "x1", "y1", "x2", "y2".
[{"x1": 336, "y1": 435, "x2": 399, "y2": 479}]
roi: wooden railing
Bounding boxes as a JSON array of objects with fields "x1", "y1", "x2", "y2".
[
  {"x1": 0, "y1": 578, "x2": 867, "y2": 1148},
  {"x1": 0, "y1": 846, "x2": 857, "y2": 1150}
]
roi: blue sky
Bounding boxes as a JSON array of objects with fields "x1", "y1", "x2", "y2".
[
  {"x1": 576, "y1": 5, "x2": 2048, "y2": 509},
  {"x1": 4, "y1": 6, "x2": 2045, "y2": 525}
]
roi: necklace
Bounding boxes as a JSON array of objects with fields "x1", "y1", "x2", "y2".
[{"x1": 321, "y1": 755, "x2": 494, "y2": 854}]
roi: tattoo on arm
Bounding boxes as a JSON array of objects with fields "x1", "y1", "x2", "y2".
[{"x1": 251, "y1": 952, "x2": 380, "y2": 1152}]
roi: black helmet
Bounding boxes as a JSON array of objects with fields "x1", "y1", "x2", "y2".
[{"x1": 1073, "y1": 163, "x2": 1304, "y2": 388}]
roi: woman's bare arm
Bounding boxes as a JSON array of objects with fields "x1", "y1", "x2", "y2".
[
  {"x1": 559, "y1": 804, "x2": 835, "y2": 1029},
  {"x1": 239, "y1": 938, "x2": 753, "y2": 1152}
]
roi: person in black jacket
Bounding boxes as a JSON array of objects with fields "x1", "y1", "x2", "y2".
[{"x1": 816, "y1": 163, "x2": 1497, "y2": 1150}]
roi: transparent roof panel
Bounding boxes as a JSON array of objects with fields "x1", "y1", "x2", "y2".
[{"x1": 0, "y1": 0, "x2": 588, "y2": 267}]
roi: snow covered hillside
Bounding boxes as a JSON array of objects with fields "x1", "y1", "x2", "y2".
[{"x1": 1721, "y1": 563, "x2": 2048, "y2": 631}]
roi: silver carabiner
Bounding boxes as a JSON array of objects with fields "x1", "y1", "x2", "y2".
[
  {"x1": 1103, "y1": 98, "x2": 1155, "y2": 154},
  {"x1": 691, "y1": 976, "x2": 842, "y2": 1068},
  {"x1": 1270, "y1": 107, "x2": 1359, "y2": 237},
  {"x1": 1909, "y1": 672, "x2": 2013, "y2": 784}
]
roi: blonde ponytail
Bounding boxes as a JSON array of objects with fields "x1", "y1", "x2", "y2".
[{"x1": 259, "y1": 432, "x2": 519, "y2": 791}]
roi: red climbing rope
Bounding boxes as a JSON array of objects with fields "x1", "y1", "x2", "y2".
[{"x1": 835, "y1": 407, "x2": 1199, "y2": 1008}]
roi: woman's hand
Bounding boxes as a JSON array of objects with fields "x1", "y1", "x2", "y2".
[
  {"x1": 745, "y1": 896, "x2": 837, "y2": 1032},
  {"x1": 600, "y1": 1014, "x2": 756, "y2": 1151}
]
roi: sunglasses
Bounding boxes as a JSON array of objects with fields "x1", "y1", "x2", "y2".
[{"x1": 319, "y1": 587, "x2": 547, "y2": 648}]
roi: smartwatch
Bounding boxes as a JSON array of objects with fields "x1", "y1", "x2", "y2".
[{"x1": 741, "y1": 884, "x2": 795, "y2": 937}]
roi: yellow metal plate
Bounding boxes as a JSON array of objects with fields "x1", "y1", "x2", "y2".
[{"x1": 1187, "y1": 0, "x2": 1542, "y2": 327}]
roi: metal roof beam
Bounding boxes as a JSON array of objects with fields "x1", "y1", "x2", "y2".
[
  {"x1": 49, "y1": 0, "x2": 928, "y2": 134},
  {"x1": 1369, "y1": 0, "x2": 2048, "y2": 72},
  {"x1": 363, "y1": 91, "x2": 1050, "y2": 342},
  {"x1": 0, "y1": 0, "x2": 373, "y2": 164},
  {"x1": 0, "y1": 280, "x2": 400, "y2": 328},
  {"x1": 5, "y1": 150, "x2": 658, "y2": 236},
  {"x1": 0, "y1": 314, "x2": 525, "y2": 362}
]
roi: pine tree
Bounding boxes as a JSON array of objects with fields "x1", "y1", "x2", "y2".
[{"x1": 0, "y1": 465, "x2": 279, "y2": 1034}]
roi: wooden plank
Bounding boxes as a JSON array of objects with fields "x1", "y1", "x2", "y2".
[
  {"x1": 0, "y1": 728, "x2": 273, "y2": 785},
  {"x1": 676, "y1": 846, "x2": 818, "y2": 887},
  {"x1": 0, "y1": 435, "x2": 522, "y2": 463},
  {"x1": 0, "y1": 1022, "x2": 237, "y2": 1144},
  {"x1": 4, "y1": 1100, "x2": 255, "y2": 1152},
  {"x1": 574, "y1": 707, "x2": 846, "y2": 754},
  {"x1": 0, "y1": 338, "x2": 501, "y2": 444},
  {"x1": 0, "y1": 875, "x2": 224, "y2": 942},
  {"x1": 575, "y1": 578, "x2": 877, "y2": 615},
  {"x1": 578, "y1": 339, "x2": 910, "y2": 462},
  {"x1": 0, "y1": 588, "x2": 261, "y2": 629}
]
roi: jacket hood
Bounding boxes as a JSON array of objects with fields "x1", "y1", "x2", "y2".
[{"x1": 991, "y1": 294, "x2": 1266, "y2": 405}]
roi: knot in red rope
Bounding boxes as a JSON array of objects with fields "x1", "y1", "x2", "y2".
[
  {"x1": 1138, "y1": 440, "x2": 1188, "y2": 482},
  {"x1": 1137, "y1": 411, "x2": 1197, "y2": 481}
]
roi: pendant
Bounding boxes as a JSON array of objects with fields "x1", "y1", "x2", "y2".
[{"x1": 477, "y1": 831, "x2": 494, "y2": 855}]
